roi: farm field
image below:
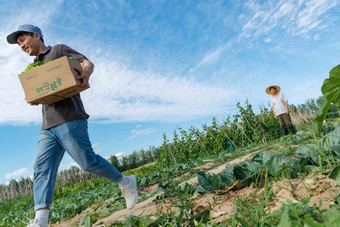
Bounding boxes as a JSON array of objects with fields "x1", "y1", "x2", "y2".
[
  {"x1": 61, "y1": 126, "x2": 340, "y2": 227},
  {"x1": 1, "y1": 65, "x2": 340, "y2": 226},
  {"x1": 1, "y1": 120, "x2": 339, "y2": 226}
]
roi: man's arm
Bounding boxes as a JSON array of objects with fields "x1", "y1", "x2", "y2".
[
  {"x1": 285, "y1": 101, "x2": 289, "y2": 115},
  {"x1": 271, "y1": 106, "x2": 277, "y2": 119},
  {"x1": 75, "y1": 59, "x2": 94, "y2": 88}
]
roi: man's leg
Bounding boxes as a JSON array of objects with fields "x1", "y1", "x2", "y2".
[
  {"x1": 32, "y1": 130, "x2": 65, "y2": 226},
  {"x1": 282, "y1": 113, "x2": 296, "y2": 135},
  {"x1": 51, "y1": 119, "x2": 123, "y2": 182},
  {"x1": 277, "y1": 114, "x2": 288, "y2": 136},
  {"x1": 51, "y1": 119, "x2": 138, "y2": 208},
  {"x1": 289, "y1": 125, "x2": 296, "y2": 135}
]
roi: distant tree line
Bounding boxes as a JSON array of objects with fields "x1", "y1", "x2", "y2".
[
  {"x1": 0, "y1": 146, "x2": 160, "y2": 201},
  {"x1": 108, "y1": 146, "x2": 160, "y2": 172}
]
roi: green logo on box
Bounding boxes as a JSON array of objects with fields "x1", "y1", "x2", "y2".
[{"x1": 36, "y1": 78, "x2": 62, "y2": 94}]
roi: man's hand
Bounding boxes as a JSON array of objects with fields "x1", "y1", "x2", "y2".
[
  {"x1": 285, "y1": 101, "x2": 290, "y2": 115},
  {"x1": 75, "y1": 59, "x2": 94, "y2": 88},
  {"x1": 74, "y1": 67, "x2": 90, "y2": 88},
  {"x1": 271, "y1": 107, "x2": 277, "y2": 119}
]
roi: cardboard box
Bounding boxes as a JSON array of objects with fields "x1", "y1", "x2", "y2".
[{"x1": 18, "y1": 56, "x2": 89, "y2": 105}]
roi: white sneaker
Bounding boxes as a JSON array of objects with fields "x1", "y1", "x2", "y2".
[
  {"x1": 27, "y1": 219, "x2": 40, "y2": 227},
  {"x1": 121, "y1": 175, "x2": 138, "y2": 209}
]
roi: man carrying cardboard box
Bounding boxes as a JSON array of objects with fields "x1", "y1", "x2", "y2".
[{"x1": 7, "y1": 24, "x2": 138, "y2": 227}]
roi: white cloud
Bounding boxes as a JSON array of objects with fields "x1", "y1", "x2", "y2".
[
  {"x1": 115, "y1": 152, "x2": 124, "y2": 157},
  {"x1": 130, "y1": 127, "x2": 156, "y2": 139},
  {"x1": 5, "y1": 168, "x2": 29, "y2": 180},
  {"x1": 1, "y1": 58, "x2": 236, "y2": 125},
  {"x1": 190, "y1": 42, "x2": 232, "y2": 72},
  {"x1": 70, "y1": 162, "x2": 80, "y2": 168},
  {"x1": 191, "y1": 0, "x2": 337, "y2": 74},
  {"x1": 75, "y1": 55, "x2": 237, "y2": 123},
  {"x1": 241, "y1": 0, "x2": 337, "y2": 39},
  {"x1": 294, "y1": 0, "x2": 337, "y2": 35},
  {"x1": 196, "y1": 46, "x2": 227, "y2": 67},
  {"x1": 131, "y1": 124, "x2": 143, "y2": 134},
  {"x1": 1, "y1": 40, "x2": 237, "y2": 126}
]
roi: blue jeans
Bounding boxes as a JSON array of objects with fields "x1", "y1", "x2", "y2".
[{"x1": 34, "y1": 119, "x2": 123, "y2": 211}]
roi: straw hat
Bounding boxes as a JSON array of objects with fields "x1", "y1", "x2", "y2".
[{"x1": 265, "y1": 85, "x2": 280, "y2": 95}]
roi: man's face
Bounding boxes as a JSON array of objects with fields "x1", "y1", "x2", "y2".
[
  {"x1": 16, "y1": 33, "x2": 41, "y2": 56},
  {"x1": 270, "y1": 87, "x2": 277, "y2": 95}
]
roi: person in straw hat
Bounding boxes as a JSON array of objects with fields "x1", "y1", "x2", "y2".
[{"x1": 266, "y1": 85, "x2": 295, "y2": 135}]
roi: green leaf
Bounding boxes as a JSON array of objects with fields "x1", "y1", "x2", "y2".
[
  {"x1": 263, "y1": 153, "x2": 301, "y2": 177},
  {"x1": 322, "y1": 206, "x2": 340, "y2": 226},
  {"x1": 157, "y1": 183, "x2": 173, "y2": 196},
  {"x1": 251, "y1": 153, "x2": 263, "y2": 165},
  {"x1": 328, "y1": 165, "x2": 340, "y2": 186},
  {"x1": 84, "y1": 216, "x2": 91, "y2": 227},
  {"x1": 296, "y1": 144, "x2": 321, "y2": 166},
  {"x1": 323, "y1": 125, "x2": 340, "y2": 155},
  {"x1": 303, "y1": 217, "x2": 324, "y2": 227},
  {"x1": 124, "y1": 215, "x2": 141, "y2": 227},
  {"x1": 312, "y1": 88, "x2": 340, "y2": 135},
  {"x1": 243, "y1": 161, "x2": 262, "y2": 174},
  {"x1": 24, "y1": 61, "x2": 45, "y2": 72},
  {"x1": 233, "y1": 164, "x2": 253, "y2": 180},
  {"x1": 233, "y1": 173, "x2": 257, "y2": 190},
  {"x1": 196, "y1": 171, "x2": 226, "y2": 192},
  {"x1": 278, "y1": 207, "x2": 291, "y2": 227},
  {"x1": 220, "y1": 164, "x2": 236, "y2": 186},
  {"x1": 79, "y1": 216, "x2": 85, "y2": 226},
  {"x1": 322, "y1": 65, "x2": 340, "y2": 106},
  {"x1": 147, "y1": 214, "x2": 167, "y2": 226},
  {"x1": 99, "y1": 206, "x2": 111, "y2": 217},
  {"x1": 263, "y1": 151, "x2": 275, "y2": 166},
  {"x1": 194, "y1": 209, "x2": 210, "y2": 223},
  {"x1": 232, "y1": 160, "x2": 263, "y2": 189},
  {"x1": 196, "y1": 171, "x2": 214, "y2": 191}
]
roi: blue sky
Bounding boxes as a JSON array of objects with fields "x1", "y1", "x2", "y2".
[{"x1": 1, "y1": 0, "x2": 340, "y2": 184}]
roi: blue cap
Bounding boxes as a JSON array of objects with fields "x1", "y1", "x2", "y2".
[{"x1": 7, "y1": 24, "x2": 44, "y2": 44}]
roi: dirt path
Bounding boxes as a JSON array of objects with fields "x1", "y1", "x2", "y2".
[
  {"x1": 50, "y1": 149, "x2": 263, "y2": 227},
  {"x1": 93, "y1": 152, "x2": 259, "y2": 226}
]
